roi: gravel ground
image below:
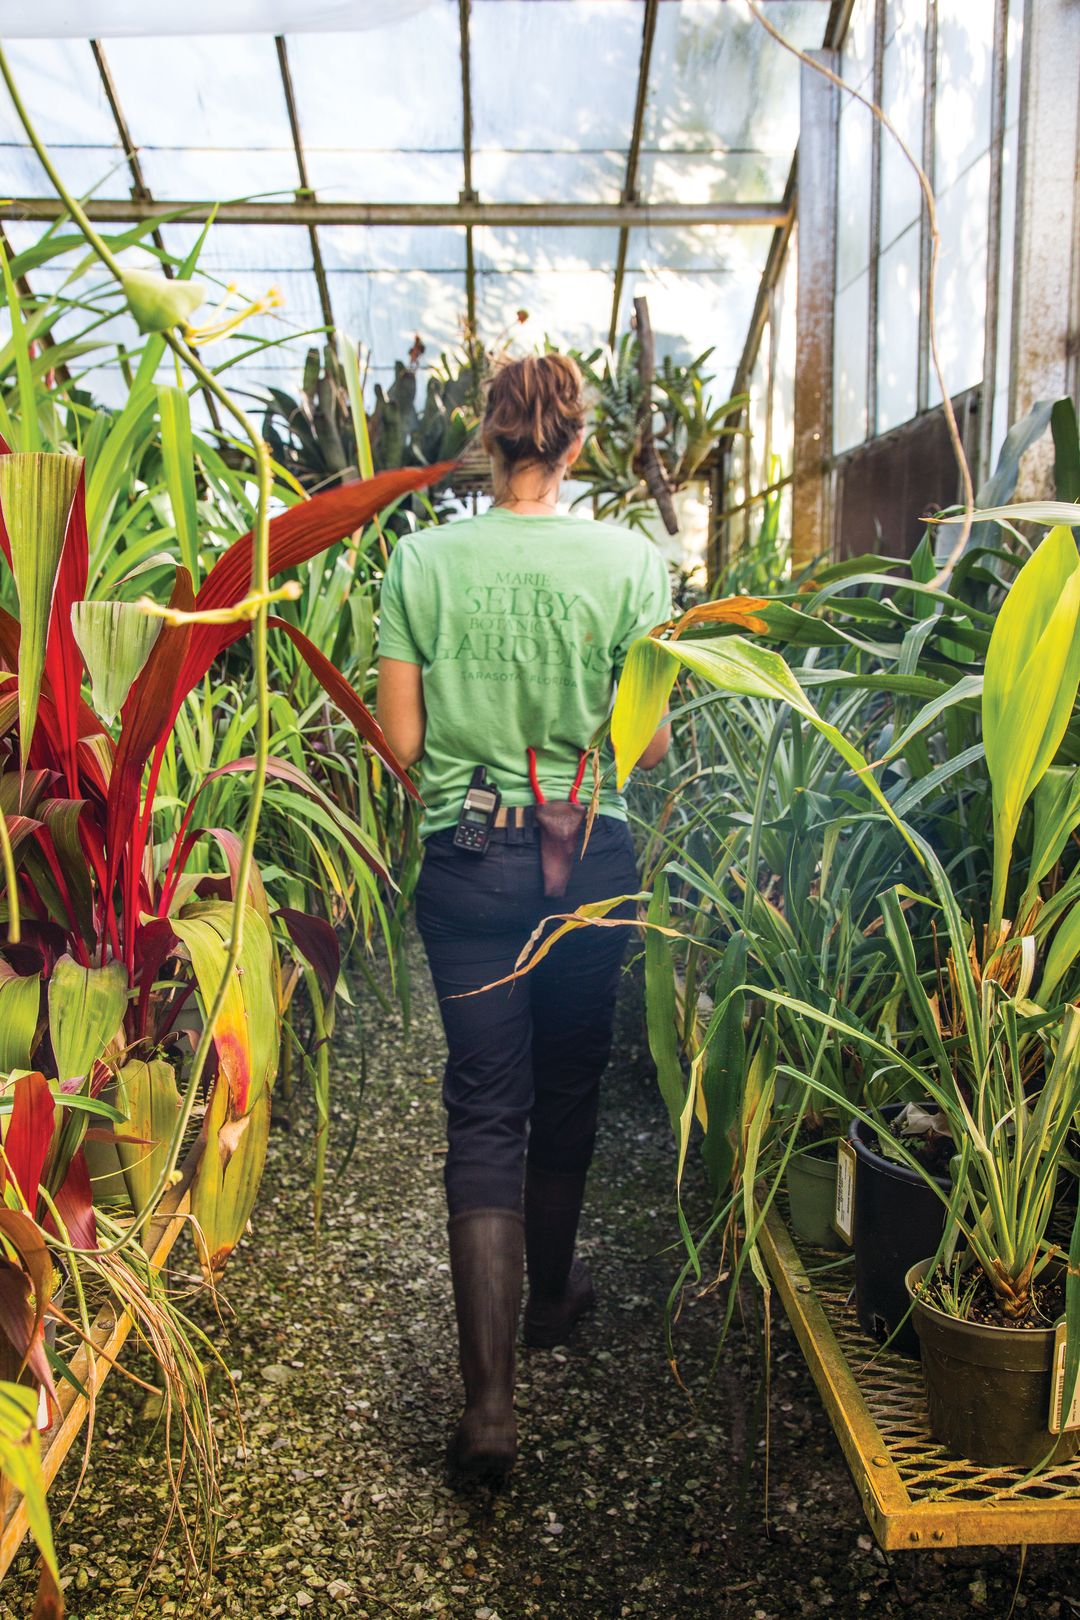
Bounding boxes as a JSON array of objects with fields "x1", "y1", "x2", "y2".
[{"x1": 5, "y1": 935, "x2": 1080, "y2": 1619}]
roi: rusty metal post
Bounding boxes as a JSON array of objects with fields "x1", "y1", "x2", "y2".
[
  {"x1": 792, "y1": 50, "x2": 840, "y2": 571},
  {"x1": 1009, "y1": 0, "x2": 1080, "y2": 498}
]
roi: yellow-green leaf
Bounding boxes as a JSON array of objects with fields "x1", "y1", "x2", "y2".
[
  {"x1": 120, "y1": 268, "x2": 205, "y2": 335},
  {"x1": 70, "y1": 600, "x2": 162, "y2": 726},
  {"x1": 0, "y1": 452, "x2": 82, "y2": 766},
  {"x1": 983, "y1": 526, "x2": 1080, "y2": 931},
  {"x1": 611, "y1": 636, "x2": 679, "y2": 790},
  {"x1": 114, "y1": 1057, "x2": 180, "y2": 1218},
  {"x1": 171, "y1": 902, "x2": 278, "y2": 1118},
  {"x1": 613, "y1": 631, "x2": 916, "y2": 852},
  {"x1": 191, "y1": 1087, "x2": 271, "y2": 1282},
  {"x1": 0, "y1": 1380, "x2": 59, "y2": 1591}
]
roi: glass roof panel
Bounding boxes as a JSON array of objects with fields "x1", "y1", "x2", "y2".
[
  {"x1": 167, "y1": 222, "x2": 317, "y2": 274},
  {"x1": 325, "y1": 268, "x2": 466, "y2": 366},
  {"x1": 472, "y1": 1, "x2": 641, "y2": 151},
  {"x1": 0, "y1": 39, "x2": 116, "y2": 145},
  {"x1": 302, "y1": 149, "x2": 462, "y2": 204},
  {"x1": 644, "y1": 1, "x2": 828, "y2": 153},
  {"x1": 286, "y1": 10, "x2": 462, "y2": 154},
  {"x1": 320, "y1": 225, "x2": 465, "y2": 275},
  {"x1": 136, "y1": 149, "x2": 298, "y2": 202},
  {"x1": 0, "y1": 145, "x2": 129, "y2": 199},
  {"x1": 639, "y1": 150, "x2": 792, "y2": 205},
  {"x1": 473, "y1": 227, "x2": 619, "y2": 275},
  {"x1": 471, "y1": 150, "x2": 625, "y2": 205},
  {"x1": 104, "y1": 34, "x2": 298, "y2": 196}
]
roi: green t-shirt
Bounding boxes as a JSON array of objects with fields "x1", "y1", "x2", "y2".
[{"x1": 378, "y1": 509, "x2": 673, "y2": 835}]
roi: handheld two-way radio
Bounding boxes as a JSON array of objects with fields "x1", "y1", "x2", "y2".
[{"x1": 452, "y1": 767, "x2": 501, "y2": 854}]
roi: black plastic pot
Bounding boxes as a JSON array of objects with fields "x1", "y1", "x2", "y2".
[
  {"x1": 907, "y1": 1258, "x2": 1080, "y2": 1467},
  {"x1": 850, "y1": 1105, "x2": 950, "y2": 1358}
]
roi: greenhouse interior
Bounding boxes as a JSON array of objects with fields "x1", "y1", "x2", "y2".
[{"x1": 0, "y1": 0, "x2": 1078, "y2": 1615}]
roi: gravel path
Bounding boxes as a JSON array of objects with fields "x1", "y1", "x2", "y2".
[{"x1": 5, "y1": 937, "x2": 1080, "y2": 1618}]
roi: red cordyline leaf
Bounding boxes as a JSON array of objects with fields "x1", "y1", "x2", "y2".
[
  {"x1": 268, "y1": 616, "x2": 420, "y2": 798},
  {"x1": 106, "y1": 569, "x2": 195, "y2": 967},
  {"x1": 171, "y1": 461, "x2": 454, "y2": 729},
  {"x1": 277, "y1": 907, "x2": 340, "y2": 1006},
  {"x1": 0, "y1": 603, "x2": 17, "y2": 671},
  {"x1": 5, "y1": 1073, "x2": 55, "y2": 1220},
  {"x1": 43, "y1": 469, "x2": 88, "y2": 796},
  {"x1": 0, "y1": 430, "x2": 10, "y2": 570},
  {"x1": 51, "y1": 1147, "x2": 96, "y2": 1251},
  {"x1": 0, "y1": 1263, "x2": 56, "y2": 1404}
]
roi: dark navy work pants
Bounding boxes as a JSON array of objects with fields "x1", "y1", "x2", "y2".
[{"x1": 415, "y1": 815, "x2": 639, "y2": 1216}]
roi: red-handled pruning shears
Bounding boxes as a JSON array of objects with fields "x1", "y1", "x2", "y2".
[{"x1": 527, "y1": 746, "x2": 587, "y2": 806}]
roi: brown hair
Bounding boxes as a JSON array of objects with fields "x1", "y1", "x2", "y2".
[{"x1": 481, "y1": 353, "x2": 586, "y2": 470}]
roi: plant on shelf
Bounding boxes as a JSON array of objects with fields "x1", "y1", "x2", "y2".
[
  {"x1": 570, "y1": 328, "x2": 747, "y2": 533},
  {"x1": 755, "y1": 515, "x2": 1080, "y2": 1466}
]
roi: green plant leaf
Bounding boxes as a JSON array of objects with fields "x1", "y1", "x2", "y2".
[
  {"x1": 0, "y1": 962, "x2": 39, "y2": 1072},
  {"x1": 47, "y1": 955, "x2": 128, "y2": 1083},
  {"x1": 70, "y1": 600, "x2": 163, "y2": 726},
  {"x1": 0, "y1": 240, "x2": 40, "y2": 453},
  {"x1": 938, "y1": 501, "x2": 1080, "y2": 528},
  {"x1": 644, "y1": 873, "x2": 684, "y2": 1141},
  {"x1": 1028, "y1": 768, "x2": 1080, "y2": 896},
  {"x1": 614, "y1": 631, "x2": 916, "y2": 853},
  {"x1": 0, "y1": 452, "x2": 83, "y2": 766},
  {"x1": 156, "y1": 383, "x2": 201, "y2": 578},
  {"x1": 120, "y1": 268, "x2": 205, "y2": 335},
  {"x1": 982, "y1": 526, "x2": 1080, "y2": 931},
  {"x1": 1040, "y1": 906, "x2": 1080, "y2": 1003}
]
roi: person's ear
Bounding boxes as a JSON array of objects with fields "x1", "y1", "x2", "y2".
[{"x1": 566, "y1": 430, "x2": 586, "y2": 469}]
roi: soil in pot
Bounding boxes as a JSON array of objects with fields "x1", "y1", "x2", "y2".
[
  {"x1": 906, "y1": 1258, "x2": 1080, "y2": 1468},
  {"x1": 785, "y1": 1144, "x2": 843, "y2": 1250},
  {"x1": 850, "y1": 1104, "x2": 950, "y2": 1358}
]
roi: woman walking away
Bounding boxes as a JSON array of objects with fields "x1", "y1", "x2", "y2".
[{"x1": 376, "y1": 354, "x2": 671, "y2": 1482}]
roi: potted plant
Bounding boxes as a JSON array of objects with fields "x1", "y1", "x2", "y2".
[{"x1": 763, "y1": 520, "x2": 1080, "y2": 1462}]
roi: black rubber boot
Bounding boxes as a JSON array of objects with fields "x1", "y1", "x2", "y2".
[
  {"x1": 447, "y1": 1208, "x2": 524, "y2": 1481},
  {"x1": 522, "y1": 1165, "x2": 596, "y2": 1349}
]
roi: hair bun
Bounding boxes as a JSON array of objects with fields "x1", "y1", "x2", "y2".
[{"x1": 482, "y1": 353, "x2": 586, "y2": 470}]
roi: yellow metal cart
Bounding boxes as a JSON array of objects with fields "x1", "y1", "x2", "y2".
[{"x1": 760, "y1": 1203, "x2": 1080, "y2": 1549}]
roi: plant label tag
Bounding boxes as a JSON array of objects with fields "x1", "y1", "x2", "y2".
[
  {"x1": 834, "y1": 1138, "x2": 856, "y2": 1246},
  {"x1": 1049, "y1": 1321, "x2": 1080, "y2": 1434}
]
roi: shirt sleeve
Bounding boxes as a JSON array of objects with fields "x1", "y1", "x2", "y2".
[
  {"x1": 612, "y1": 542, "x2": 673, "y2": 675},
  {"x1": 377, "y1": 540, "x2": 424, "y2": 665}
]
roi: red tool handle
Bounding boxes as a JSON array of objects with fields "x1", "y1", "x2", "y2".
[{"x1": 527, "y1": 747, "x2": 588, "y2": 806}]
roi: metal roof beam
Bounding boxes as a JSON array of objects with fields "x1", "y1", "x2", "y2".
[
  {"x1": 458, "y1": 0, "x2": 477, "y2": 333},
  {"x1": 275, "y1": 34, "x2": 336, "y2": 341},
  {"x1": 609, "y1": 0, "x2": 660, "y2": 347},
  {"x1": 2, "y1": 198, "x2": 790, "y2": 229}
]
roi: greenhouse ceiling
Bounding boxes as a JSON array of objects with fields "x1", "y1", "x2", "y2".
[{"x1": 0, "y1": 0, "x2": 832, "y2": 406}]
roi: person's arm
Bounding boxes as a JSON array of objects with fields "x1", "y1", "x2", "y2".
[
  {"x1": 376, "y1": 656, "x2": 426, "y2": 768},
  {"x1": 638, "y1": 719, "x2": 671, "y2": 768}
]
